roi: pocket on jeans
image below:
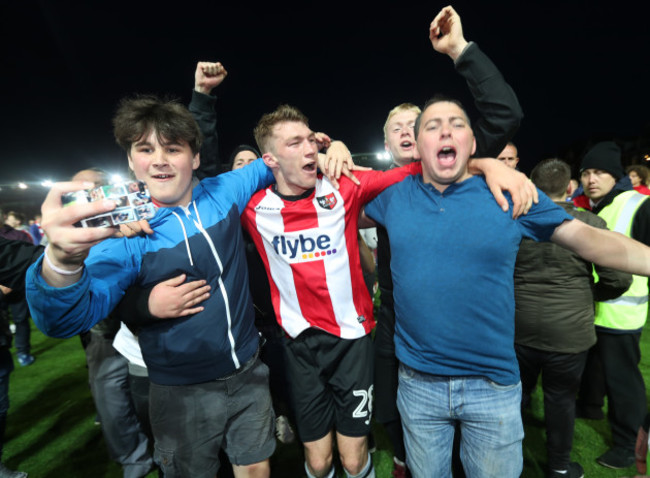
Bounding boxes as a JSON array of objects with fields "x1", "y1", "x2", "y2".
[
  {"x1": 154, "y1": 447, "x2": 177, "y2": 476},
  {"x1": 398, "y1": 363, "x2": 416, "y2": 382},
  {"x1": 485, "y1": 378, "x2": 520, "y2": 392}
]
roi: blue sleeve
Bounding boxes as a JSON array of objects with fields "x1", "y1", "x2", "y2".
[
  {"x1": 517, "y1": 189, "x2": 574, "y2": 242},
  {"x1": 25, "y1": 239, "x2": 141, "y2": 339},
  {"x1": 365, "y1": 186, "x2": 393, "y2": 227},
  {"x1": 201, "y1": 158, "x2": 275, "y2": 214}
]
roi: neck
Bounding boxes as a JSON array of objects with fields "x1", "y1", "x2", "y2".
[
  {"x1": 274, "y1": 176, "x2": 311, "y2": 197},
  {"x1": 423, "y1": 170, "x2": 472, "y2": 193},
  {"x1": 393, "y1": 157, "x2": 413, "y2": 168},
  {"x1": 550, "y1": 194, "x2": 567, "y2": 202}
]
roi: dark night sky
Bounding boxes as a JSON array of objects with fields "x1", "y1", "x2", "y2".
[{"x1": 2, "y1": 1, "x2": 649, "y2": 187}]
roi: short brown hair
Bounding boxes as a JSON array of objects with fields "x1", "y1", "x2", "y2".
[
  {"x1": 253, "y1": 105, "x2": 309, "y2": 154},
  {"x1": 113, "y1": 95, "x2": 202, "y2": 156},
  {"x1": 414, "y1": 95, "x2": 471, "y2": 141},
  {"x1": 530, "y1": 158, "x2": 571, "y2": 199}
]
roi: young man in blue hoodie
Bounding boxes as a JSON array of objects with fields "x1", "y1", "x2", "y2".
[{"x1": 25, "y1": 96, "x2": 278, "y2": 478}]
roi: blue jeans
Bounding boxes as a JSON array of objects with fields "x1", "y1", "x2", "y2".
[{"x1": 397, "y1": 364, "x2": 524, "y2": 478}]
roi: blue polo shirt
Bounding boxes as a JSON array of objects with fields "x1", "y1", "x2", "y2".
[{"x1": 365, "y1": 174, "x2": 573, "y2": 384}]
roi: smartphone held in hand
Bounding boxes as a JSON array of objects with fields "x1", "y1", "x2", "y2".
[{"x1": 62, "y1": 180, "x2": 156, "y2": 227}]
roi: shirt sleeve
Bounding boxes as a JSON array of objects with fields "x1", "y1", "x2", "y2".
[
  {"x1": 201, "y1": 158, "x2": 274, "y2": 214},
  {"x1": 355, "y1": 161, "x2": 422, "y2": 205},
  {"x1": 517, "y1": 190, "x2": 574, "y2": 242},
  {"x1": 25, "y1": 238, "x2": 141, "y2": 339},
  {"x1": 631, "y1": 198, "x2": 650, "y2": 247},
  {"x1": 364, "y1": 184, "x2": 397, "y2": 227},
  {"x1": 455, "y1": 42, "x2": 524, "y2": 158}
]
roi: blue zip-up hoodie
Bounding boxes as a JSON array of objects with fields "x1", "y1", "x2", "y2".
[{"x1": 26, "y1": 159, "x2": 274, "y2": 385}]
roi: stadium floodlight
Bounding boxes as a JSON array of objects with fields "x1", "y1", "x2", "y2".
[
  {"x1": 376, "y1": 152, "x2": 391, "y2": 161},
  {"x1": 41, "y1": 180, "x2": 54, "y2": 188},
  {"x1": 18, "y1": 182, "x2": 28, "y2": 189},
  {"x1": 110, "y1": 174, "x2": 124, "y2": 184}
]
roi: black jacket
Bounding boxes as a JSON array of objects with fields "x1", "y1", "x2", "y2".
[{"x1": 514, "y1": 202, "x2": 632, "y2": 353}]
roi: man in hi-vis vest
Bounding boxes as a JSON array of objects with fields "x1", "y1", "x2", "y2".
[{"x1": 573, "y1": 141, "x2": 649, "y2": 470}]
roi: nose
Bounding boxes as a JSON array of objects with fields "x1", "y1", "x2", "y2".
[
  {"x1": 152, "y1": 150, "x2": 170, "y2": 167},
  {"x1": 305, "y1": 139, "x2": 318, "y2": 156}
]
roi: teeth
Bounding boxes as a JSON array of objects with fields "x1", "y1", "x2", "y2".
[{"x1": 441, "y1": 147, "x2": 453, "y2": 153}]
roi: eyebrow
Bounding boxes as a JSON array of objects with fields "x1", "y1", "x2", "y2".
[
  {"x1": 133, "y1": 138, "x2": 183, "y2": 148},
  {"x1": 133, "y1": 138, "x2": 153, "y2": 147},
  {"x1": 161, "y1": 139, "x2": 183, "y2": 146},
  {"x1": 424, "y1": 115, "x2": 467, "y2": 125}
]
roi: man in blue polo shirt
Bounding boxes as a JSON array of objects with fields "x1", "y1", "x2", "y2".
[{"x1": 363, "y1": 96, "x2": 650, "y2": 477}]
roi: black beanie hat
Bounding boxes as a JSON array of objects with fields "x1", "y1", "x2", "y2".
[
  {"x1": 229, "y1": 144, "x2": 261, "y2": 165},
  {"x1": 580, "y1": 141, "x2": 625, "y2": 180}
]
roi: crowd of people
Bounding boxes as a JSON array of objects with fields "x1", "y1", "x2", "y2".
[{"x1": 2, "y1": 5, "x2": 650, "y2": 478}]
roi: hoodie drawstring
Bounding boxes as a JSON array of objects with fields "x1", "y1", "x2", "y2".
[{"x1": 170, "y1": 211, "x2": 195, "y2": 267}]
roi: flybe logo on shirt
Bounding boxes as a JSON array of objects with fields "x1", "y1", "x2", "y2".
[{"x1": 271, "y1": 234, "x2": 337, "y2": 261}]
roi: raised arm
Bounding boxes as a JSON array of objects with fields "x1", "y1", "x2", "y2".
[
  {"x1": 190, "y1": 61, "x2": 228, "y2": 179},
  {"x1": 25, "y1": 182, "x2": 137, "y2": 338},
  {"x1": 431, "y1": 5, "x2": 523, "y2": 158},
  {"x1": 551, "y1": 219, "x2": 650, "y2": 277},
  {"x1": 38, "y1": 181, "x2": 119, "y2": 287}
]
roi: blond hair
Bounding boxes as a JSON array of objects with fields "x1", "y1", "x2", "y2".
[{"x1": 383, "y1": 103, "x2": 421, "y2": 141}]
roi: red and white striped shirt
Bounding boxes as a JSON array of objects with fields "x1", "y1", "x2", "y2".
[{"x1": 241, "y1": 163, "x2": 420, "y2": 339}]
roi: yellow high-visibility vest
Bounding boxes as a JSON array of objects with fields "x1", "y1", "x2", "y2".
[{"x1": 595, "y1": 190, "x2": 649, "y2": 330}]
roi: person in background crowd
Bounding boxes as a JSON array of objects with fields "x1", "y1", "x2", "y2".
[
  {"x1": 0, "y1": 211, "x2": 34, "y2": 368},
  {"x1": 497, "y1": 141, "x2": 519, "y2": 169},
  {"x1": 28, "y1": 215, "x2": 44, "y2": 246},
  {"x1": 71, "y1": 168, "x2": 155, "y2": 478},
  {"x1": 627, "y1": 165, "x2": 650, "y2": 195},
  {"x1": 4, "y1": 213, "x2": 33, "y2": 243},
  {"x1": 514, "y1": 158, "x2": 632, "y2": 478},
  {"x1": 573, "y1": 141, "x2": 650, "y2": 469},
  {"x1": 0, "y1": 238, "x2": 40, "y2": 478},
  {"x1": 230, "y1": 145, "x2": 259, "y2": 171}
]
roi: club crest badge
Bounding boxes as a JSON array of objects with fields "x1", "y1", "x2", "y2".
[{"x1": 317, "y1": 193, "x2": 337, "y2": 210}]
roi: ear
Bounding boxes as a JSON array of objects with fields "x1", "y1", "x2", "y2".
[
  {"x1": 384, "y1": 142, "x2": 390, "y2": 153},
  {"x1": 471, "y1": 137, "x2": 477, "y2": 156},
  {"x1": 566, "y1": 181, "x2": 575, "y2": 196},
  {"x1": 262, "y1": 152, "x2": 278, "y2": 169},
  {"x1": 192, "y1": 153, "x2": 200, "y2": 170},
  {"x1": 127, "y1": 153, "x2": 135, "y2": 172}
]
